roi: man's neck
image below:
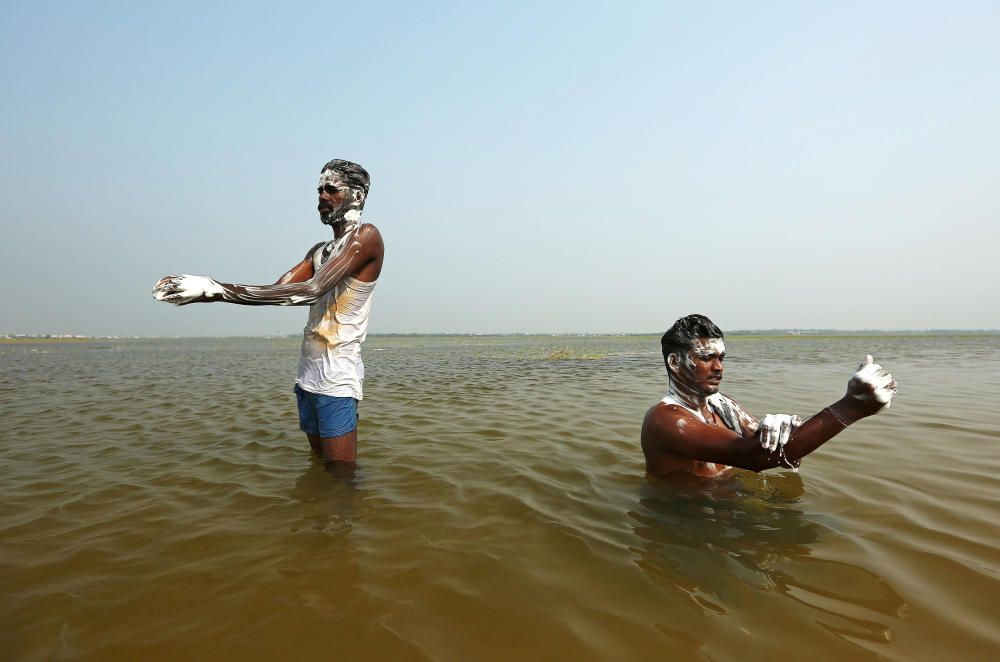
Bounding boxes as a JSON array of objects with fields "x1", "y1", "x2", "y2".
[
  {"x1": 666, "y1": 376, "x2": 709, "y2": 412},
  {"x1": 330, "y1": 213, "x2": 361, "y2": 241},
  {"x1": 330, "y1": 222, "x2": 351, "y2": 240}
]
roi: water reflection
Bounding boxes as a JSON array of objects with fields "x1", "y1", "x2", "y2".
[
  {"x1": 275, "y1": 459, "x2": 374, "y2": 617},
  {"x1": 629, "y1": 472, "x2": 907, "y2": 651},
  {"x1": 288, "y1": 457, "x2": 372, "y2": 532}
]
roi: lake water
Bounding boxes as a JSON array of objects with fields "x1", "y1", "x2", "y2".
[{"x1": 1, "y1": 335, "x2": 998, "y2": 660}]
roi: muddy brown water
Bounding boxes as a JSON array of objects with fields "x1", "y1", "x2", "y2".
[{"x1": 2, "y1": 335, "x2": 998, "y2": 660}]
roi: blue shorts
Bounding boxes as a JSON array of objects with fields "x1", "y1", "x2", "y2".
[{"x1": 294, "y1": 384, "x2": 358, "y2": 437}]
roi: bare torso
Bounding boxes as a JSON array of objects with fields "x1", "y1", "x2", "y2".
[{"x1": 641, "y1": 402, "x2": 742, "y2": 477}]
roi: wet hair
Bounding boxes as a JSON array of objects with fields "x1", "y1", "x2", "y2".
[
  {"x1": 321, "y1": 159, "x2": 371, "y2": 200},
  {"x1": 661, "y1": 314, "x2": 724, "y2": 369}
]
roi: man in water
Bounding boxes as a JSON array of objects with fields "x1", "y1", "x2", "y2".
[
  {"x1": 641, "y1": 314, "x2": 897, "y2": 476},
  {"x1": 152, "y1": 159, "x2": 384, "y2": 469}
]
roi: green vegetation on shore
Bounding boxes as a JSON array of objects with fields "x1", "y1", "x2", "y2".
[
  {"x1": 543, "y1": 349, "x2": 608, "y2": 360},
  {"x1": 0, "y1": 337, "x2": 97, "y2": 344}
]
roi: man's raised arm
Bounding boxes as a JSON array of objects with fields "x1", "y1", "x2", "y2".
[
  {"x1": 644, "y1": 356, "x2": 896, "y2": 472},
  {"x1": 152, "y1": 225, "x2": 382, "y2": 307}
]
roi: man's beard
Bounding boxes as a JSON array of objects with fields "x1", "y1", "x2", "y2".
[
  {"x1": 321, "y1": 209, "x2": 344, "y2": 226},
  {"x1": 321, "y1": 206, "x2": 361, "y2": 227},
  {"x1": 320, "y1": 206, "x2": 362, "y2": 262}
]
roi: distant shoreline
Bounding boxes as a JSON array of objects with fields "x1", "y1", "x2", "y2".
[
  {"x1": 1, "y1": 337, "x2": 102, "y2": 344},
  {"x1": 4, "y1": 330, "x2": 1000, "y2": 343}
]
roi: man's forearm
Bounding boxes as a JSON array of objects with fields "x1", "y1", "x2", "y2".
[
  {"x1": 154, "y1": 227, "x2": 370, "y2": 307},
  {"x1": 782, "y1": 397, "x2": 867, "y2": 462},
  {"x1": 710, "y1": 398, "x2": 866, "y2": 472},
  {"x1": 211, "y1": 235, "x2": 361, "y2": 305},
  {"x1": 209, "y1": 280, "x2": 323, "y2": 306},
  {"x1": 155, "y1": 245, "x2": 358, "y2": 307}
]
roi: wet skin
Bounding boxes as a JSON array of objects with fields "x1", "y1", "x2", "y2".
[
  {"x1": 154, "y1": 178, "x2": 385, "y2": 471},
  {"x1": 274, "y1": 185, "x2": 383, "y2": 470},
  {"x1": 667, "y1": 339, "x2": 725, "y2": 414},
  {"x1": 641, "y1": 339, "x2": 897, "y2": 476},
  {"x1": 653, "y1": 341, "x2": 732, "y2": 476},
  {"x1": 154, "y1": 180, "x2": 384, "y2": 307},
  {"x1": 275, "y1": 184, "x2": 384, "y2": 286}
]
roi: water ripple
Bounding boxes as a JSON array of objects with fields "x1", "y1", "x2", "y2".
[{"x1": 1, "y1": 336, "x2": 999, "y2": 659}]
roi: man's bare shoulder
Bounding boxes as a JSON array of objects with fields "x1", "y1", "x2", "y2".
[
  {"x1": 356, "y1": 223, "x2": 384, "y2": 252},
  {"x1": 642, "y1": 402, "x2": 695, "y2": 447},
  {"x1": 358, "y1": 222, "x2": 382, "y2": 239},
  {"x1": 642, "y1": 402, "x2": 707, "y2": 474}
]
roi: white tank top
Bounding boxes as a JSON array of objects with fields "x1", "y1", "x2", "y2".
[{"x1": 296, "y1": 276, "x2": 377, "y2": 399}]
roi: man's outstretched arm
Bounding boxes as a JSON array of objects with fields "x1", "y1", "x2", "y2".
[
  {"x1": 152, "y1": 225, "x2": 382, "y2": 307},
  {"x1": 644, "y1": 356, "x2": 896, "y2": 472}
]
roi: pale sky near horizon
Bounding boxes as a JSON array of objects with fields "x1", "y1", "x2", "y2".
[{"x1": 2, "y1": 1, "x2": 997, "y2": 336}]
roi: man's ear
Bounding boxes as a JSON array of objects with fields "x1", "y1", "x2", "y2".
[{"x1": 667, "y1": 353, "x2": 679, "y2": 372}]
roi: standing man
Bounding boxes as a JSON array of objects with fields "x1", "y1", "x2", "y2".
[
  {"x1": 641, "y1": 314, "x2": 896, "y2": 476},
  {"x1": 153, "y1": 159, "x2": 384, "y2": 469}
]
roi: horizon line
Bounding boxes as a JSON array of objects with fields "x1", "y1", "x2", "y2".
[{"x1": 4, "y1": 328, "x2": 1000, "y2": 340}]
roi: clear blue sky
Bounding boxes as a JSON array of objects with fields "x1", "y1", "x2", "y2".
[{"x1": 2, "y1": 1, "x2": 997, "y2": 335}]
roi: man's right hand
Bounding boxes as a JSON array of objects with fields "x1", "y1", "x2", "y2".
[
  {"x1": 846, "y1": 355, "x2": 897, "y2": 416},
  {"x1": 759, "y1": 413, "x2": 802, "y2": 451},
  {"x1": 152, "y1": 274, "x2": 225, "y2": 305}
]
